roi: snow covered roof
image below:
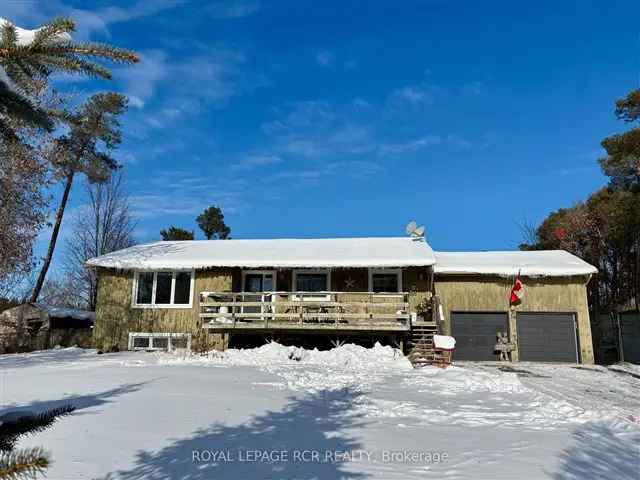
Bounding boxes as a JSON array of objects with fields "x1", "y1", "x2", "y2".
[
  {"x1": 86, "y1": 237, "x2": 437, "y2": 270},
  {"x1": 433, "y1": 250, "x2": 597, "y2": 277},
  {"x1": 35, "y1": 304, "x2": 95, "y2": 322}
]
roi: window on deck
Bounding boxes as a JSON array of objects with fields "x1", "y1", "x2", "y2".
[
  {"x1": 295, "y1": 273, "x2": 328, "y2": 292},
  {"x1": 370, "y1": 270, "x2": 402, "y2": 293}
]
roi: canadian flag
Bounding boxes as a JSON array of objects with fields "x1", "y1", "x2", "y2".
[{"x1": 509, "y1": 272, "x2": 524, "y2": 304}]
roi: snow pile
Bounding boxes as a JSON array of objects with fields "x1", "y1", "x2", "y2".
[
  {"x1": 163, "y1": 341, "x2": 411, "y2": 370},
  {"x1": 405, "y1": 365, "x2": 529, "y2": 395}
]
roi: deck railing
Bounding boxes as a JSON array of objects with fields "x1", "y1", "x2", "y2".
[{"x1": 199, "y1": 291, "x2": 413, "y2": 331}]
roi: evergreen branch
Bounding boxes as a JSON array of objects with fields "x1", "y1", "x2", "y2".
[
  {"x1": 0, "y1": 23, "x2": 17, "y2": 49},
  {"x1": 0, "y1": 447, "x2": 49, "y2": 480},
  {"x1": 0, "y1": 405, "x2": 75, "y2": 452},
  {"x1": 32, "y1": 53, "x2": 112, "y2": 80},
  {"x1": 1, "y1": 61, "x2": 38, "y2": 95},
  {"x1": 31, "y1": 42, "x2": 139, "y2": 64},
  {"x1": 0, "y1": 80, "x2": 53, "y2": 133},
  {"x1": 32, "y1": 17, "x2": 75, "y2": 47}
]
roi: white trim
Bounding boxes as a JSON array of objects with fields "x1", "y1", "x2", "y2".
[
  {"x1": 241, "y1": 270, "x2": 277, "y2": 292},
  {"x1": 128, "y1": 332, "x2": 192, "y2": 352},
  {"x1": 240, "y1": 270, "x2": 277, "y2": 319},
  {"x1": 292, "y1": 269, "x2": 331, "y2": 301},
  {"x1": 368, "y1": 268, "x2": 403, "y2": 293},
  {"x1": 131, "y1": 269, "x2": 194, "y2": 309}
]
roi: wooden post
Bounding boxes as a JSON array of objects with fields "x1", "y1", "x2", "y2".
[{"x1": 508, "y1": 306, "x2": 519, "y2": 362}]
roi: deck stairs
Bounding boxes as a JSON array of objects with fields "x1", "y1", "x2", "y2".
[{"x1": 406, "y1": 322, "x2": 440, "y2": 367}]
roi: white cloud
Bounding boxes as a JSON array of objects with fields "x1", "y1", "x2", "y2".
[
  {"x1": 387, "y1": 82, "x2": 441, "y2": 107},
  {"x1": 118, "y1": 49, "x2": 169, "y2": 108},
  {"x1": 316, "y1": 50, "x2": 334, "y2": 67},
  {"x1": 265, "y1": 160, "x2": 382, "y2": 183},
  {"x1": 378, "y1": 135, "x2": 442, "y2": 156},
  {"x1": 129, "y1": 170, "x2": 247, "y2": 220},
  {"x1": 231, "y1": 155, "x2": 284, "y2": 171},
  {"x1": 261, "y1": 101, "x2": 378, "y2": 158},
  {"x1": 206, "y1": 1, "x2": 261, "y2": 19}
]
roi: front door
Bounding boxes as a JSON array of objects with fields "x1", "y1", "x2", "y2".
[{"x1": 242, "y1": 271, "x2": 275, "y2": 320}]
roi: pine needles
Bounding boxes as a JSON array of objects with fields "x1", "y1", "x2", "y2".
[
  {"x1": 0, "y1": 448, "x2": 49, "y2": 480},
  {"x1": 0, "y1": 16, "x2": 138, "y2": 138},
  {"x1": 0, "y1": 405, "x2": 74, "y2": 479}
]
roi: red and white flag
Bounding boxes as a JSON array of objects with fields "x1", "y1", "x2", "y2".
[{"x1": 509, "y1": 272, "x2": 524, "y2": 304}]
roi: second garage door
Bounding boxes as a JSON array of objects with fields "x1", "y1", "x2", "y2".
[
  {"x1": 517, "y1": 313, "x2": 578, "y2": 362},
  {"x1": 451, "y1": 312, "x2": 508, "y2": 361}
]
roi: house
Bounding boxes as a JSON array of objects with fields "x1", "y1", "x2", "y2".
[
  {"x1": 0, "y1": 303, "x2": 94, "y2": 353},
  {"x1": 86, "y1": 236, "x2": 597, "y2": 364}
]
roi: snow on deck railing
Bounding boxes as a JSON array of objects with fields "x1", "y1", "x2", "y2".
[{"x1": 198, "y1": 291, "x2": 416, "y2": 331}]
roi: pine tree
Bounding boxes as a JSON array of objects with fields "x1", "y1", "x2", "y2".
[
  {"x1": 0, "y1": 17, "x2": 138, "y2": 138},
  {"x1": 196, "y1": 206, "x2": 231, "y2": 240},
  {"x1": 600, "y1": 89, "x2": 640, "y2": 191},
  {"x1": 30, "y1": 93, "x2": 128, "y2": 302},
  {"x1": 0, "y1": 405, "x2": 74, "y2": 480},
  {"x1": 160, "y1": 226, "x2": 195, "y2": 241}
]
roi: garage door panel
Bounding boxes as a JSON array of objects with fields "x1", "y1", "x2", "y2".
[
  {"x1": 452, "y1": 313, "x2": 508, "y2": 361},
  {"x1": 621, "y1": 313, "x2": 640, "y2": 364},
  {"x1": 517, "y1": 313, "x2": 577, "y2": 363}
]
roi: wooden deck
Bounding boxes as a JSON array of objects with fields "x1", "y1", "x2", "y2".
[{"x1": 199, "y1": 291, "x2": 414, "y2": 332}]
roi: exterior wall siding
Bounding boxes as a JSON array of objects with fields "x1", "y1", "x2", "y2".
[
  {"x1": 93, "y1": 267, "x2": 232, "y2": 352},
  {"x1": 434, "y1": 274, "x2": 594, "y2": 364}
]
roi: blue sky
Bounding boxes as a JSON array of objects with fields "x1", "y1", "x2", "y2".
[{"x1": 5, "y1": 0, "x2": 639, "y2": 260}]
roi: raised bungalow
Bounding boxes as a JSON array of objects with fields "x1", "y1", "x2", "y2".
[{"x1": 86, "y1": 237, "x2": 597, "y2": 364}]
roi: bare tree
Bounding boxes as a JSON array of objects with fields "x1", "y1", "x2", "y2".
[
  {"x1": 64, "y1": 172, "x2": 136, "y2": 309},
  {"x1": 0, "y1": 138, "x2": 49, "y2": 285}
]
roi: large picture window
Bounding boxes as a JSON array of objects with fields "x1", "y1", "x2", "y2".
[{"x1": 133, "y1": 271, "x2": 194, "y2": 307}]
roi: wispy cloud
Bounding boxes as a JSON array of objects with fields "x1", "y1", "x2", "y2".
[
  {"x1": 265, "y1": 160, "x2": 382, "y2": 183},
  {"x1": 129, "y1": 170, "x2": 247, "y2": 221},
  {"x1": 262, "y1": 101, "x2": 377, "y2": 158},
  {"x1": 205, "y1": 1, "x2": 261, "y2": 19},
  {"x1": 378, "y1": 135, "x2": 442, "y2": 156},
  {"x1": 4, "y1": 0, "x2": 184, "y2": 40},
  {"x1": 231, "y1": 154, "x2": 284, "y2": 171},
  {"x1": 316, "y1": 50, "x2": 334, "y2": 67},
  {"x1": 387, "y1": 82, "x2": 441, "y2": 107}
]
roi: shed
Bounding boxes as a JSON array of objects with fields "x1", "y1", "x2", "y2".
[{"x1": 0, "y1": 303, "x2": 94, "y2": 353}]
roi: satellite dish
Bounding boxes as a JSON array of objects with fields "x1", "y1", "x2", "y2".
[{"x1": 406, "y1": 221, "x2": 426, "y2": 238}]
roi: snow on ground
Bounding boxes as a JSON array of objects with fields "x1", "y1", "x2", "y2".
[{"x1": 0, "y1": 345, "x2": 638, "y2": 480}]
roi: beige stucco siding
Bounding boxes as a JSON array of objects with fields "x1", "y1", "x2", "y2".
[
  {"x1": 93, "y1": 267, "x2": 232, "y2": 352},
  {"x1": 434, "y1": 275, "x2": 594, "y2": 364}
]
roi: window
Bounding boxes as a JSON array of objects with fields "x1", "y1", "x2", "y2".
[
  {"x1": 136, "y1": 272, "x2": 154, "y2": 304},
  {"x1": 292, "y1": 270, "x2": 331, "y2": 301},
  {"x1": 369, "y1": 269, "x2": 402, "y2": 293},
  {"x1": 133, "y1": 271, "x2": 194, "y2": 307},
  {"x1": 296, "y1": 273, "x2": 328, "y2": 292}
]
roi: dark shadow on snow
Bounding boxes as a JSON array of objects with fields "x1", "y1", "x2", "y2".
[
  {"x1": 0, "y1": 382, "x2": 148, "y2": 421},
  {"x1": 551, "y1": 421, "x2": 640, "y2": 480},
  {"x1": 100, "y1": 387, "x2": 371, "y2": 480}
]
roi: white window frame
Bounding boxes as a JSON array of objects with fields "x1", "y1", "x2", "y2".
[
  {"x1": 131, "y1": 270, "x2": 195, "y2": 309},
  {"x1": 241, "y1": 270, "x2": 277, "y2": 293},
  {"x1": 240, "y1": 270, "x2": 277, "y2": 318},
  {"x1": 292, "y1": 269, "x2": 331, "y2": 301},
  {"x1": 368, "y1": 268, "x2": 403, "y2": 293}
]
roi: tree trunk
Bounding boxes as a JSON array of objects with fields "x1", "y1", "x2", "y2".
[{"x1": 30, "y1": 171, "x2": 75, "y2": 302}]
